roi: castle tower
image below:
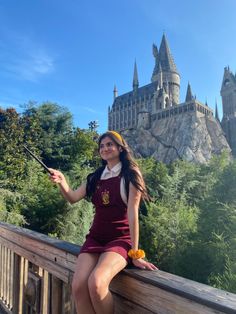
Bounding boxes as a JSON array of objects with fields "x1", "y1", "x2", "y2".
[
  {"x1": 137, "y1": 111, "x2": 150, "y2": 129},
  {"x1": 113, "y1": 85, "x2": 118, "y2": 100},
  {"x1": 133, "y1": 61, "x2": 139, "y2": 91},
  {"x1": 215, "y1": 101, "x2": 220, "y2": 123},
  {"x1": 185, "y1": 82, "x2": 194, "y2": 102},
  {"x1": 221, "y1": 66, "x2": 236, "y2": 155},
  {"x1": 151, "y1": 34, "x2": 180, "y2": 105}
]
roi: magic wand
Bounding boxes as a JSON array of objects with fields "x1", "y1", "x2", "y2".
[{"x1": 23, "y1": 145, "x2": 53, "y2": 175}]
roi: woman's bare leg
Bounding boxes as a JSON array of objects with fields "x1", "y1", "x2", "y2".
[
  {"x1": 88, "y1": 252, "x2": 127, "y2": 314},
  {"x1": 72, "y1": 253, "x2": 99, "y2": 314}
]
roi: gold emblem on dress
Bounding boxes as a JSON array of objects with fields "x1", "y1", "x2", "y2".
[{"x1": 101, "y1": 189, "x2": 110, "y2": 205}]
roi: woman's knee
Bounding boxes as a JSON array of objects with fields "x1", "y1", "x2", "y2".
[{"x1": 88, "y1": 273, "x2": 108, "y2": 300}]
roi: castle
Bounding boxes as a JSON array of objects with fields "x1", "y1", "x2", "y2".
[{"x1": 108, "y1": 34, "x2": 234, "y2": 163}]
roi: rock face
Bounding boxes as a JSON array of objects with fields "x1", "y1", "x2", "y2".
[{"x1": 121, "y1": 111, "x2": 231, "y2": 164}]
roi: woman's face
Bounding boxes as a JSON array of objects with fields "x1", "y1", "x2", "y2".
[{"x1": 99, "y1": 136, "x2": 120, "y2": 163}]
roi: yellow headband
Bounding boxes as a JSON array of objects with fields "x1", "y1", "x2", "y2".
[{"x1": 108, "y1": 130, "x2": 123, "y2": 143}]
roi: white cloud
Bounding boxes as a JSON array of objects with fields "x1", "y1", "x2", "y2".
[
  {"x1": 4, "y1": 51, "x2": 54, "y2": 81},
  {"x1": 0, "y1": 30, "x2": 55, "y2": 82},
  {"x1": 77, "y1": 105, "x2": 105, "y2": 115}
]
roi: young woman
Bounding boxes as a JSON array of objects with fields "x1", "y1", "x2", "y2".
[{"x1": 50, "y1": 130, "x2": 157, "y2": 314}]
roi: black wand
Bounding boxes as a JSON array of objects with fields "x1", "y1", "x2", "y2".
[{"x1": 23, "y1": 146, "x2": 53, "y2": 175}]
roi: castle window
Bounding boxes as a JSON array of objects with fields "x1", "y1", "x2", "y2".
[
  {"x1": 165, "y1": 97, "x2": 169, "y2": 108},
  {"x1": 224, "y1": 79, "x2": 230, "y2": 86}
]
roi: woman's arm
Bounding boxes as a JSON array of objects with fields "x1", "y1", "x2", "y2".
[
  {"x1": 127, "y1": 182, "x2": 158, "y2": 271},
  {"x1": 49, "y1": 168, "x2": 86, "y2": 204},
  {"x1": 127, "y1": 182, "x2": 141, "y2": 251}
]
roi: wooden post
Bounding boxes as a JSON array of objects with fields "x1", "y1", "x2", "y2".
[
  {"x1": 62, "y1": 282, "x2": 71, "y2": 314},
  {"x1": 6, "y1": 247, "x2": 10, "y2": 308},
  {"x1": 3, "y1": 246, "x2": 7, "y2": 306},
  {"x1": 0, "y1": 244, "x2": 3, "y2": 301},
  {"x1": 41, "y1": 270, "x2": 49, "y2": 314},
  {"x1": 8, "y1": 250, "x2": 14, "y2": 310},
  {"x1": 12, "y1": 253, "x2": 20, "y2": 314},
  {"x1": 51, "y1": 275, "x2": 62, "y2": 314}
]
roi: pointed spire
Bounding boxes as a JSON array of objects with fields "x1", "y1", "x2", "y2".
[
  {"x1": 133, "y1": 60, "x2": 139, "y2": 90},
  {"x1": 152, "y1": 44, "x2": 158, "y2": 59},
  {"x1": 113, "y1": 85, "x2": 118, "y2": 100},
  {"x1": 215, "y1": 100, "x2": 220, "y2": 122},
  {"x1": 158, "y1": 34, "x2": 178, "y2": 73},
  {"x1": 151, "y1": 34, "x2": 179, "y2": 82},
  {"x1": 185, "y1": 82, "x2": 194, "y2": 102}
]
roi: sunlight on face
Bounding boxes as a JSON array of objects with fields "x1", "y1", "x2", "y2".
[{"x1": 99, "y1": 136, "x2": 120, "y2": 162}]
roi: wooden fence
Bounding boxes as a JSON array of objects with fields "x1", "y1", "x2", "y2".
[{"x1": 0, "y1": 222, "x2": 235, "y2": 314}]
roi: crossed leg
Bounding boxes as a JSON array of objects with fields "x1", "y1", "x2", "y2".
[{"x1": 88, "y1": 251, "x2": 127, "y2": 314}]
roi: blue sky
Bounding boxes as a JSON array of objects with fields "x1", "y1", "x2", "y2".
[{"x1": 0, "y1": 0, "x2": 236, "y2": 133}]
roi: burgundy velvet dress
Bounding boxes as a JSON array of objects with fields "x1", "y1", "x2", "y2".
[{"x1": 79, "y1": 176, "x2": 131, "y2": 262}]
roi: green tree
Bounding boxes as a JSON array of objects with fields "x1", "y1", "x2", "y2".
[
  {"x1": 22, "y1": 101, "x2": 74, "y2": 170},
  {"x1": 19, "y1": 160, "x2": 66, "y2": 233},
  {"x1": 69, "y1": 128, "x2": 100, "y2": 169},
  {"x1": 0, "y1": 188, "x2": 26, "y2": 226},
  {"x1": 138, "y1": 158, "x2": 168, "y2": 198},
  {"x1": 140, "y1": 163, "x2": 199, "y2": 273},
  {"x1": 52, "y1": 200, "x2": 94, "y2": 245},
  {"x1": 0, "y1": 108, "x2": 26, "y2": 189}
]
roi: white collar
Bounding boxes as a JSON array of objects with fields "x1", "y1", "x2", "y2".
[{"x1": 103, "y1": 162, "x2": 122, "y2": 176}]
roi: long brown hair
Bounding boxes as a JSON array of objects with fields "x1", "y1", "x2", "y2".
[{"x1": 86, "y1": 131, "x2": 148, "y2": 200}]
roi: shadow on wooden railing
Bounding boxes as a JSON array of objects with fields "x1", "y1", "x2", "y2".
[{"x1": 0, "y1": 222, "x2": 235, "y2": 314}]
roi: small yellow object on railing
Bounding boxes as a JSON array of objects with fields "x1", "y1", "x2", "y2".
[{"x1": 128, "y1": 249, "x2": 145, "y2": 259}]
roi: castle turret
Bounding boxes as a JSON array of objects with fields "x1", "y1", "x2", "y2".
[
  {"x1": 133, "y1": 61, "x2": 139, "y2": 91},
  {"x1": 221, "y1": 66, "x2": 236, "y2": 156},
  {"x1": 215, "y1": 101, "x2": 220, "y2": 122},
  {"x1": 151, "y1": 34, "x2": 180, "y2": 105},
  {"x1": 113, "y1": 85, "x2": 118, "y2": 100},
  {"x1": 137, "y1": 111, "x2": 150, "y2": 129},
  {"x1": 185, "y1": 82, "x2": 194, "y2": 102}
]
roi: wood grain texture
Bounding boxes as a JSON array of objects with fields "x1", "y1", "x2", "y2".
[
  {"x1": 51, "y1": 275, "x2": 62, "y2": 314},
  {"x1": 111, "y1": 273, "x2": 226, "y2": 314},
  {"x1": 41, "y1": 270, "x2": 49, "y2": 314}
]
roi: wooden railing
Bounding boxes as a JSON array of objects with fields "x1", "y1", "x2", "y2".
[{"x1": 0, "y1": 222, "x2": 235, "y2": 314}]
